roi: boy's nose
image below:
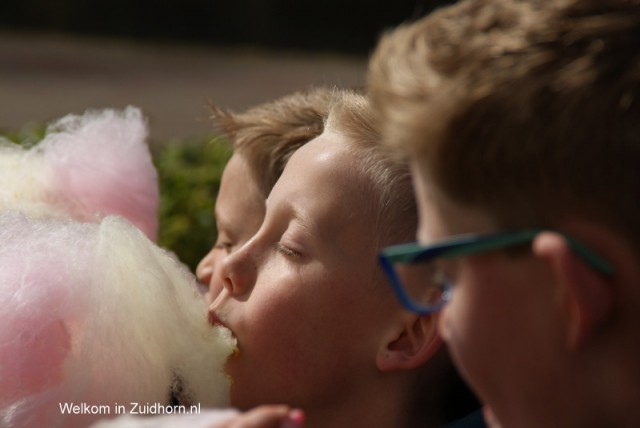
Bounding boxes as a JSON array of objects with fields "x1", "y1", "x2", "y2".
[
  {"x1": 219, "y1": 241, "x2": 258, "y2": 298},
  {"x1": 196, "y1": 251, "x2": 227, "y2": 304}
]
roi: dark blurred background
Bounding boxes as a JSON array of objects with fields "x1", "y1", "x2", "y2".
[
  {"x1": 0, "y1": 0, "x2": 454, "y2": 53},
  {"x1": 0, "y1": 0, "x2": 456, "y2": 269},
  {"x1": 0, "y1": 0, "x2": 456, "y2": 141}
]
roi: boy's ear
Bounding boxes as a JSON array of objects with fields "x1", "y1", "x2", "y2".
[
  {"x1": 532, "y1": 231, "x2": 613, "y2": 350},
  {"x1": 376, "y1": 313, "x2": 442, "y2": 372}
]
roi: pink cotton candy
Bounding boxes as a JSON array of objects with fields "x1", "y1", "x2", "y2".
[
  {"x1": 0, "y1": 213, "x2": 91, "y2": 396},
  {"x1": 0, "y1": 107, "x2": 158, "y2": 240},
  {"x1": 0, "y1": 108, "x2": 235, "y2": 428},
  {"x1": 0, "y1": 212, "x2": 236, "y2": 428},
  {"x1": 43, "y1": 107, "x2": 159, "y2": 240}
]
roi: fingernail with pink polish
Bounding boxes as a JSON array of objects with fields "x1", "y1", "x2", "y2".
[{"x1": 281, "y1": 409, "x2": 305, "y2": 428}]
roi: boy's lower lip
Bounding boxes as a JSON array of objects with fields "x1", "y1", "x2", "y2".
[
  {"x1": 207, "y1": 310, "x2": 237, "y2": 341},
  {"x1": 207, "y1": 310, "x2": 227, "y2": 328}
]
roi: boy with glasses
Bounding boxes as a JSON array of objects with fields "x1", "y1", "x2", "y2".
[{"x1": 368, "y1": 0, "x2": 640, "y2": 426}]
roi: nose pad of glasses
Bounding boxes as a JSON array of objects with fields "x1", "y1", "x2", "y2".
[{"x1": 421, "y1": 279, "x2": 452, "y2": 307}]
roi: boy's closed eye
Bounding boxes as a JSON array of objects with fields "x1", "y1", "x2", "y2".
[
  {"x1": 213, "y1": 226, "x2": 238, "y2": 254},
  {"x1": 273, "y1": 225, "x2": 313, "y2": 261},
  {"x1": 274, "y1": 241, "x2": 302, "y2": 258},
  {"x1": 214, "y1": 212, "x2": 243, "y2": 254},
  {"x1": 214, "y1": 239, "x2": 235, "y2": 254}
]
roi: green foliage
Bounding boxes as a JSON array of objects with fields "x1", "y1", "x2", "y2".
[
  {"x1": 153, "y1": 136, "x2": 231, "y2": 271},
  {"x1": 0, "y1": 122, "x2": 46, "y2": 147}
]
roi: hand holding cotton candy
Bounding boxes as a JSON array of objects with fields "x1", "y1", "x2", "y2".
[{"x1": 0, "y1": 109, "x2": 236, "y2": 428}]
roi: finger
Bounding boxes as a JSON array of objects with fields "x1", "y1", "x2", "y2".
[{"x1": 214, "y1": 405, "x2": 290, "y2": 428}]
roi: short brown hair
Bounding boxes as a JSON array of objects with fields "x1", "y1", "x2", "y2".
[
  {"x1": 325, "y1": 89, "x2": 417, "y2": 248},
  {"x1": 369, "y1": 0, "x2": 640, "y2": 250},
  {"x1": 211, "y1": 87, "x2": 333, "y2": 198}
]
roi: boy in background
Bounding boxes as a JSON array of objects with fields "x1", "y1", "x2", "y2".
[{"x1": 197, "y1": 87, "x2": 332, "y2": 302}]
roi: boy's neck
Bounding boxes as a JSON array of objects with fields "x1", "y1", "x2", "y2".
[
  {"x1": 507, "y1": 329, "x2": 640, "y2": 428},
  {"x1": 581, "y1": 339, "x2": 640, "y2": 428},
  {"x1": 302, "y1": 374, "x2": 445, "y2": 428}
]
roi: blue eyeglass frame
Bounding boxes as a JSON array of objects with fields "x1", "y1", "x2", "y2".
[{"x1": 378, "y1": 229, "x2": 615, "y2": 315}]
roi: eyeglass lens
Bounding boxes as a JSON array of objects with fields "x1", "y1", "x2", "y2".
[{"x1": 394, "y1": 259, "x2": 451, "y2": 308}]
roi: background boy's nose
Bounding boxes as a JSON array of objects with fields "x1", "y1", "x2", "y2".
[{"x1": 196, "y1": 249, "x2": 216, "y2": 282}]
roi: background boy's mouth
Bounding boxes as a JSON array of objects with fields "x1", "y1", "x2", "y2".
[{"x1": 196, "y1": 282, "x2": 209, "y2": 297}]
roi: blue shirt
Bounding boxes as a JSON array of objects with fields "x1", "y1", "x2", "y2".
[{"x1": 441, "y1": 409, "x2": 486, "y2": 428}]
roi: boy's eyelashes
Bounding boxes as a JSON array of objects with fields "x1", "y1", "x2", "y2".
[
  {"x1": 274, "y1": 242, "x2": 302, "y2": 258},
  {"x1": 214, "y1": 225, "x2": 242, "y2": 254}
]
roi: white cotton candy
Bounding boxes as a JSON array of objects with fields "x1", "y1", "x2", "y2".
[
  {"x1": 0, "y1": 142, "x2": 62, "y2": 218},
  {"x1": 0, "y1": 212, "x2": 236, "y2": 428},
  {"x1": 0, "y1": 107, "x2": 235, "y2": 427},
  {"x1": 0, "y1": 107, "x2": 158, "y2": 240}
]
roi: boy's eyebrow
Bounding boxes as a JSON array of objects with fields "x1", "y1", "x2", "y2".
[
  {"x1": 265, "y1": 196, "x2": 318, "y2": 237},
  {"x1": 296, "y1": 201, "x2": 347, "y2": 246},
  {"x1": 291, "y1": 205, "x2": 316, "y2": 235}
]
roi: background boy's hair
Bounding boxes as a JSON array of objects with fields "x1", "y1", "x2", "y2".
[
  {"x1": 210, "y1": 87, "x2": 333, "y2": 199},
  {"x1": 369, "y1": 0, "x2": 640, "y2": 251}
]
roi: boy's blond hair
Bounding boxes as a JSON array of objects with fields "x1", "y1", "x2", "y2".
[
  {"x1": 324, "y1": 89, "x2": 418, "y2": 249},
  {"x1": 369, "y1": 0, "x2": 640, "y2": 251},
  {"x1": 211, "y1": 87, "x2": 333, "y2": 198},
  {"x1": 326, "y1": 89, "x2": 480, "y2": 424}
]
